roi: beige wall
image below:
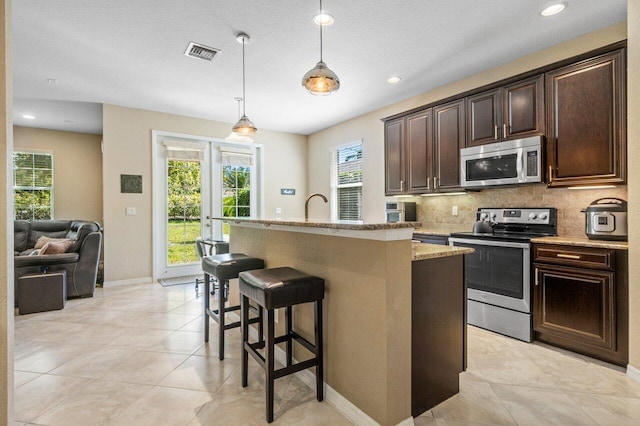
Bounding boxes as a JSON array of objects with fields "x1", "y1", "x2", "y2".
[
  {"x1": 307, "y1": 23, "x2": 628, "y2": 223},
  {"x1": 1, "y1": 0, "x2": 13, "y2": 422},
  {"x1": 102, "y1": 104, "x2": 307, "y2": 283},
  {"x1": 13, "y1": 127, "x2": 103, "y2": 224},
  {"x1": 627, "y1": 2, "x2": 640, "y2": 370}
]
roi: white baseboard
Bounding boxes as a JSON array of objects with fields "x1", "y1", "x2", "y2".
[
  {"x1": 232, "y1": 312, "x2": 383, "y2": 426},
  {"x1": 103, "y1": 277, "x2": 153, "y2": 287},
  {"x1": 627, "y1": 363, "x2": 640, "y2": 383}
]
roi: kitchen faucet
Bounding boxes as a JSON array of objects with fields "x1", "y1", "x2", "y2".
[{"x1": 304, "y1": 193, "x2": 328, "y2": 221}]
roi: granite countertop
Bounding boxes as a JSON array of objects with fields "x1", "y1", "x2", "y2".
[
  {"x1": 530, "y1": 236, "x2": 629, "y2": 250},
  {"x1": 412, "y1": 243, "x2": 474, "y2": 261},
  {"x1": 413, "y1": 227, "x2": 470, "y2": 236},
  {"x1": 216, "y1": 217, "x2": 421, "y2": 231}
]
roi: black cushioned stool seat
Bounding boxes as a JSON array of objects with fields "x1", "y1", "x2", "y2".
[
  {"x1": 239, "y1": 267, "x2": 325, "y2": 423},
  {"x1": 202, "y1": 253, "x2": 264, "y2": 360}
]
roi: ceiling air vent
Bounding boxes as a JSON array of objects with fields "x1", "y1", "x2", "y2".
[{"x1": 184, "y1": 42, "x2": 221, "y2": 61}]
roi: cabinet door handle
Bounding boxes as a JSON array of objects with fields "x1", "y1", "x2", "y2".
[
  {"x1": 535, "y1": 268, "x2": 539, "y2": 286},
  {"x1": 494, "y1": 125, "x2": 498, "y2": 140},
  {"x1": 503, "y1": 123, "x2": 508, "y2": 138},
  {"x1": 556, "y1": 253, "x2": 581, "y2": 260},
  {"x1": 400, "y1": 180, "x2": 404, "y2": 191},
  {"x1": 548, "y1": 165, "x2": 553, "y2": 180},
  {"x1": 433, "y1": 176, "x2": 438, "y2": 189}
]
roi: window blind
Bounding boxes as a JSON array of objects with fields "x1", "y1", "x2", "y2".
[
  {"x1": 163, "y1": 139, "x2": 206, "y2": 161},
  {"x1": 220, "y1": 145, "x2": 254, "y2": 166}
]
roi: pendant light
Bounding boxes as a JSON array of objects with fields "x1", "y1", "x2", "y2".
[
  {"x1": 232, "y1": 33, "x2": 257, "y2": 135},
  {"x1": 225, "y1": 97, "x2": 254, "y2": 143},
  {"x1": 302, "y1": 0, "x2": 340, "y2": 95}
]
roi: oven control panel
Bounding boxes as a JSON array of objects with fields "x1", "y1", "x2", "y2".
[{"x1": 477, "y1": 208, "x2": 556, "y2": 225}]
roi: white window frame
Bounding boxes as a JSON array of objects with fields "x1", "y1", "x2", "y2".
[
  {"x1": 330, "y1": 140, "x2": 363, "y2": 222},
  {"x1": 12, "y1": 149, "x2": 55, "y2": 220}
]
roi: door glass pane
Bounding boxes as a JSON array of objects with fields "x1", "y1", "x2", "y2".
[
  {"x1": 222, "y1": 165, "x2": 251, "y2": 240},
  {"x1": 167, "y1": 159, "x2": 202, "y2": 265}
]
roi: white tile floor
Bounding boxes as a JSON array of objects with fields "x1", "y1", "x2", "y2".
[{"x1": 13, "y1": 281, "x2": 640, "y2": 425}]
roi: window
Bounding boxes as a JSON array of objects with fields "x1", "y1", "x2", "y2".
[
  {"x1": 331, "y1": 141, "x2": 363, "y2": 221},
  {"x1": 13, "y1": 151, "x2": 54, "y2": 220}
]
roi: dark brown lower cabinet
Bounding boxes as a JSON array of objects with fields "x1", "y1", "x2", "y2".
[
  {"x1": 533, "y1": 244, "x2": 628, "y2": 366},
  {"x1": 411, "y1": 255, "x2": 465, "y2": 417}
]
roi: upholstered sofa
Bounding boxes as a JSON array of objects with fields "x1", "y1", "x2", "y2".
[{"x1": 14, "y1": 220, "x2": 103, "y2": 305}]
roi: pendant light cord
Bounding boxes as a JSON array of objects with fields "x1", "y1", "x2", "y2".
[
  {"x1": 319, "y1": 0, "x2": 323, "y2": 62},
  {"x1": 242, "y1": 37, "x2": 247, "y2": 116}
]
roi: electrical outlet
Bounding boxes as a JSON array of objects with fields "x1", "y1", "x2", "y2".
[
  {"x1": 126, "y1": 207, "x2": 136, "y2": 216},
  {"x1": 275, "y1": 207, "x2": 282, "y2": 214},
  {"x1": 452, "y1": 206, "x2": 459, "y2": 216}
]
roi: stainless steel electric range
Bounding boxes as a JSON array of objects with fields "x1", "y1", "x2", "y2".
[{"x1": 448, "y1": 207, "x2": 557, "y2": 342}]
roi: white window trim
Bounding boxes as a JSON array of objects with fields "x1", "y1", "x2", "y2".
[{"x1": 330, "y1": 140, "x2": 363, "y2": 222}]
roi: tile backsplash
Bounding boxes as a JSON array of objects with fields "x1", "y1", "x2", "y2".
[{"x1": 410, "y1": 184, "x2": 627, "y2": 237}]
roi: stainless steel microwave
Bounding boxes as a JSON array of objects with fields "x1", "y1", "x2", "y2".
[{"x1": 460, "y1": 136, "x2": 543, "y2": 188}]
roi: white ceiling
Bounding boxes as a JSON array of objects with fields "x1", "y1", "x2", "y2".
[{"x1": 11, "y1": 0, "x2": 627, "y2": 136}]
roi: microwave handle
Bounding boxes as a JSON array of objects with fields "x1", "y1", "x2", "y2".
[{"x1": 516, "y1": 149, "x2": 524, "y2": 176}]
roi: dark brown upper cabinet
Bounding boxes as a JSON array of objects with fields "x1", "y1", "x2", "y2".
[
  {"x1": 384, "y1": 102, "x2": 465, "y2": 196},
  {"x1": 546, "y1": 49, "x2": 626, "y2": 187},
  {"x1": 466, "y1": 74, "x2": 545, "y2": 147},
  {"x1": 384, "y1": 116, "x2": 405, "y2": 195},
  {"x1": 433, "y1": 100, "x2": 465, "y2": 191},
  {"x1": 406, "y1": 109, "x2": 433, "y2": 193}
]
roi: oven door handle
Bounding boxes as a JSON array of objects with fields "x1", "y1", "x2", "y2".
[{"x1": 448, "y1": 237, "x2": 531, "y2": 249}]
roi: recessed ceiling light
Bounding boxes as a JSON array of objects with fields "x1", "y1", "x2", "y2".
[
  {"x1": 313, "y1": 12, "x2": 334, "y2": 26},
  {"x1": 387, "y1": 76, "x2": 401, "y2": 84},
  {"x1": 541, "y1": 3, "x2": 567, "y2": 16},
  {"x1": 22, "y1": 114, "x2": 36, "y2": 120},
  {"x1": 46, "y1": 78, "x2": 58, "y2": 84}
]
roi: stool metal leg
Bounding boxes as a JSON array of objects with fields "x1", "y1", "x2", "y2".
[
  {"x1": 203, "y1": 273, "x2": 210, "y2": 342},
  {"x1": 266, "y1": 309, "x2": 275, "y2": 423},
  {"x1": 285, "y1": 306, "x2": 293, "y2": 367},
  {"x1": 315, "y1": 299, "x2": 324, "y2": 402},
  {"x1": 218, "y1": 279, "x2": 227, "y2": 360},
  {"x1": 241, "y1": 294, "x2": 249, "y2": 388}
]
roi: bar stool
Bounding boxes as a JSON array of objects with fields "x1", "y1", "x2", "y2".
[
  {"x1": 239, "y1": 267, "x2": 325, "y2": 423},
  {"x1": 195, "y1": 237, "x2": 229, "y2": 295},
  {"x1": 202, "y1": 253, "x2": 264, "y2": 360}
]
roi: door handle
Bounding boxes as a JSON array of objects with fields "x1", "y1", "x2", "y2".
[
  {"x1": 400, "y1": 180, "x2": 404, "y2": 191},
  {"x1": 433, "y1": 176, "x2": 438, "y2": 189},
  {"x1": 503, "y1": 123, "x2": 508, "y2": 138},
  {"x1": 494, "y1": 125, "x2": 498, "y2": 140},
  {"x1": 535, "y1": 268, "x2": 539, "y2": 286}
]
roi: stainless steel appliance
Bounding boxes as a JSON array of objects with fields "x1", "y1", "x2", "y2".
[
  {"x1": 460, "y1": 136, "x2": 543, "y2": 188},
  {"x1": 385, "y1": 201, "x2": 416, "y2": 223},
  {"x1": 582, "y1": 198, "x2": 628, "y2": 241},
  {"x1": 449, "y1": 207, "x2": 557, "y2": 342}
]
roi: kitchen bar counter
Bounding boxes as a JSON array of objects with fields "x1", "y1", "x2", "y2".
[
  {"x1": 221, "y1": 219, "x2": 468, "y2": 425},
  {"x1": 531, "y1": 235, "x2": 628, "y2": 250},
  {"x1": 412, "y1": 242, "x2": 474, "y2": 261}
]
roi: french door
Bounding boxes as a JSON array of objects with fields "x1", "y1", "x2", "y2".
[
  {"x1": 153, "y1": 135, "x2": 217, "y2": 280},
  {"x1": 152, "y1": 131, "x2": 261, "y2": 281}
]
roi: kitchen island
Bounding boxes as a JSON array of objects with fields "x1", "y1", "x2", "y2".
[{"x1": 221, "y1": 218, "x2": 472, "y2": 425}]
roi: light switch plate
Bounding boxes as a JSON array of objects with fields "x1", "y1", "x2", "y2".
[
  {"x1": 126, "y1": 207, "x2": 136, "y2": 216},
  {"x1": 275, "y1": 207, "x2": 282, "y2": 214},
  {"x1": 452, "y1": 206, "x2": 459, "y2": 216}
]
